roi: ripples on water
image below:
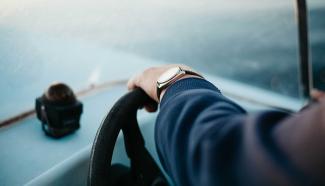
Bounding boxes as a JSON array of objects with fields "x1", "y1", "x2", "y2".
[{"x1": 0, "y1": 0, "x2": 324, "y2": 109}]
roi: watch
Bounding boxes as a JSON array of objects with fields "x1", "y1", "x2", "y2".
[{"x1": 156, "y1": 66, "x2": 203, "y2": 101}]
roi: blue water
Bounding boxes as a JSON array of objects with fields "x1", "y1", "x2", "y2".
[
  {"x1": 0, "y1": 1, "x2": 324, "y2": 120},
  {"x1": 126, "y1": 6, "x2": 325, "y2": 97}
]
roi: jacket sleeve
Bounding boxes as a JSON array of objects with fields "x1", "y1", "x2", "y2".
[{"x1": 155, "y1": 78, "x2": 325, "y2": 186}]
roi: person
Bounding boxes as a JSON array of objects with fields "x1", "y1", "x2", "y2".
[{"x1": 127, "y1": 64, "x2": 325, "y2": 186}]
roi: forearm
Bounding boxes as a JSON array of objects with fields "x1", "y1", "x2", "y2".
[
  {"x1": 154, "y1": 78, "x2": 322, "y2": 186},
  {"x1": 155, "y1": 78, "x2": 247, "y2": 185}
]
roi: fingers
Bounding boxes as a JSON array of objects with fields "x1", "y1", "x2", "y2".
[
  {"x1": 311, "y1": 89, "x2": 325, "y2": 102},
  {"x1": 127, "y1": 74, "x2": 140, "y2": 90},
  {"x1": 144, "y1": 103, "x2": 158, "y2": 112},
  {"x1": 128, "y1": 71, "x2": 158, "y2": 112},
  {"x1": 127, "y1": 64, "x2": 192, "y2": 109}
]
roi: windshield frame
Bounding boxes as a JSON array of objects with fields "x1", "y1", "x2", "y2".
[{"x1": 296, "y1": 0, "x2": 313, "y2": 101}]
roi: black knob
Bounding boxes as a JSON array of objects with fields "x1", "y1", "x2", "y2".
[{"x1": 35, "y1": 82, "x2": 83, "y2": 138}]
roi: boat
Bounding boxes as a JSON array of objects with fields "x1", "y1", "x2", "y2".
[{"x1": 0, "y1": 0, "x2": 324, "y2": 185}]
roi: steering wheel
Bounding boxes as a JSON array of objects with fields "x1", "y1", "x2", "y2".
[{"x1": 88, "y1": 89, "x2": 168, "y2": 186}]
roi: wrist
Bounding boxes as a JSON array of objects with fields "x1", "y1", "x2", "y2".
[
  {"x1": 156, "y1": 66, "x2": 204, "y2": 102},
  {"x1": 159, "y1": 78, "x2": 221, "y2": 108},
  {"x1": 159, "y1": 75, "x2": 203, "y2": 102}
]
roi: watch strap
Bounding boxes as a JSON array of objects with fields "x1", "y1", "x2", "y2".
[{"x1": 156, "y1": 68, "x2": 203, "y2": 101}]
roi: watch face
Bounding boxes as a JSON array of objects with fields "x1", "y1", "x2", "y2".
[{"x1": 157, "y1": 67, "x2": 181, "y2": 84}]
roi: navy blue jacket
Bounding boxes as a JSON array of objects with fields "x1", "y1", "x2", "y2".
[{"x1": 155, "y1": 78, "x2": 325, "y2": 186}]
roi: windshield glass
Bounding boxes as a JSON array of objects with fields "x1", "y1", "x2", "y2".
[
  {"x1": 0, "y1": 0, "x2": 323, "y2": 120},
  {"x1": 309, "y1": 1, "x2": 325, "y2": 92}
]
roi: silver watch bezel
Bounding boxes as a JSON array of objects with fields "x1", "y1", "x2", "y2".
[
  {"x1": 156, "y1": 66, "x2": 203, "y2": 101},
  {"x1": 157, "y1": 67, "x2": 186, "y2": 89}
]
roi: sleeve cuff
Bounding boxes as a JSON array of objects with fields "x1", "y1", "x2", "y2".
[{"x1": 160, "y1": 77, "x2": 221, "y2": 108}]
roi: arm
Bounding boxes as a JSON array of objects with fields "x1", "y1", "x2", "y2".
[
  {"x1": 155, "y1": 78, "x2": 296, "y2": 186},
  {"x1": 128, "y1": 65, "x2": 325, "y2": 186},
  {"x1": 156, "y1": 77, "x2": 247, "y2": 186}
]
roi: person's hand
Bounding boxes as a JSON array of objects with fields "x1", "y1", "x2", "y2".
[
  {"x1": 127, "y1": 64, "x2": 193, "y2": 112},
  {"x1": 301, "y1": 89, "x2": 325, "y2": 111},
  {"x1": 311, "y1": 89, "x2": 325, "y2": 102}
]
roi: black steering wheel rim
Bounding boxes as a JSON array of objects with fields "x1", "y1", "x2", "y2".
[{"x1": 88, "y1": 89, "x2": 167, "y2": 186}]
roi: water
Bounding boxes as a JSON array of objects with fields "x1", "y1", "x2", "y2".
[{"x1": 0, "y1": 0, "x2": 324, "y2": 119}]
